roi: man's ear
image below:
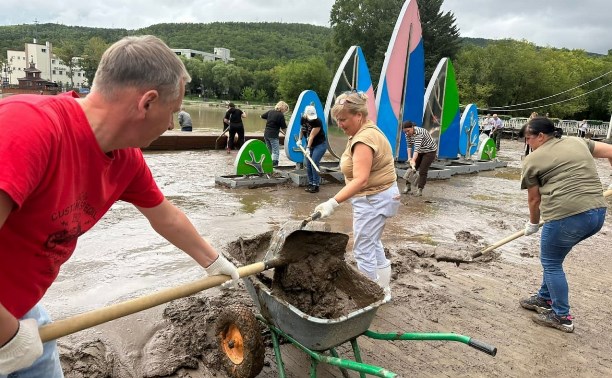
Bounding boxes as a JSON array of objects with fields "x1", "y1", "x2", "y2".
[{"x1": 139, "y1": 90, "x2": 159, "y2": 112}]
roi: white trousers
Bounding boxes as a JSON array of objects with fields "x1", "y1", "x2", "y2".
[{"x1": 350, "y1": 183, "x2": 401, "y2": 279}]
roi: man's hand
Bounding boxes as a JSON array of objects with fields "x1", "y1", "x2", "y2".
[
  {"x1": 524, "y1": 222, "x2": 540, "y2": 236},
  {"x1": 205, "y1": 255, "x2": 240, "y2": 288},
  {"x1": 0, "y1": 319, "x2": 43, "y2": 374},
  {"x1": 314, "y1": 198, "x2": 339, "y2": 219}
]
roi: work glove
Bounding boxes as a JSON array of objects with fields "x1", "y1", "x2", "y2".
[
  {"x1": 205, "y1": 254, "x2": 240, "y2": 288},
  {"x1": 314, "y1": 198, "x2": 339, "y2": 219},
  {"x1": 524, "y1": 222, "x2": 540, "y2": 236},
  {"x1": 305, "y1": 147, "x2": 311, "y2": 156},
  {"x1": 0, "y1": 319, "x2": 43, "y2": 375}
]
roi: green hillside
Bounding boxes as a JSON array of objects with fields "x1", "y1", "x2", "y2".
[{"x1": 0, "y1": 22, "x2": 331, "y2": 61}]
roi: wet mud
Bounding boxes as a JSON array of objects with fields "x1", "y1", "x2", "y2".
[{"x1": 52, "y1": 140, "x2": 612, "y2": 377}]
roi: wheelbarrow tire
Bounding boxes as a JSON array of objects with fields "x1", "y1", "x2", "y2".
[{"x1": 216, "y1": 304, "x2": 265, "y2": 378}]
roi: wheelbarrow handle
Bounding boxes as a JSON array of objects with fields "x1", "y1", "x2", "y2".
[{"x1": 468, "y1": 338, "x2": 498, "y2": 356}]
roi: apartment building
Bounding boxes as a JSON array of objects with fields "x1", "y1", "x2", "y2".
[
  {"x1": 4, "y1": 40, "x2": 87, "y2": 88},
  {"x1": 172, "y1": 47, "x2": 234, "y2": 63}
]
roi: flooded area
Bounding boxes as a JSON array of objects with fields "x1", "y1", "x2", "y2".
[{"x1": 41, "y1": 139, "x2": 612, "y2": 377}]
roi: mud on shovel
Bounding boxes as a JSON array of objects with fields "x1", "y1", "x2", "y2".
[
  {"x1": 435, "y1": 188, "x2": 612, "y2": 265},
  {"x1": 38, "y1": 225, "x2": 348, "y2": 343}
]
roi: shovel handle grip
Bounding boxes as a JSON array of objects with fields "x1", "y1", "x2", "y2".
[{"x1": 468, "y1": 338, "x2": 498, "y2": 356}]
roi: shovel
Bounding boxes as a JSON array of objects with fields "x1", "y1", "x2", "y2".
[
  {"x1": 294, "y1": 135, "x2": 344, "y2": 184},
  {"x1": 39, "y1": 226, "x2": 349, "y2": 342},
  {"x1": 435, "y1": 188, "x2": 612, "y2": 265}
]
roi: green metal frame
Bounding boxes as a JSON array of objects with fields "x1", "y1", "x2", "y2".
[{"x1": 257, "y1": 315, "x2": 496, "y2": 377}]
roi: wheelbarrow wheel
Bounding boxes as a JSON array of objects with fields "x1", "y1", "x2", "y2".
[{"x1": 216, "y1": 304, "x2": 265, "y2": 378}]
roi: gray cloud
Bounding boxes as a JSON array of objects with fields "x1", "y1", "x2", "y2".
[{"x1": 1, "y1": 0, "x2": 609, "y2": 54}]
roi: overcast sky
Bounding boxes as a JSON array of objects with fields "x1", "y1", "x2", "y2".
[{"x1": 1, "y1": 0, "x2": 610, "y2": 54}]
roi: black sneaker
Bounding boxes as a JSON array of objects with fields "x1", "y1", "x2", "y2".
[
  {"x1": 532, "y1": 312, "x2": 574, "y2": 333},
  {"x1": 304, "y1": 184, "x2": 314, "y2": 192},
  {"x1": 520, "y1": 295, "x2": 552, "y2": 314},
  {"x1": 306, "y1": 185, "x2": 319, "y2": 193}
]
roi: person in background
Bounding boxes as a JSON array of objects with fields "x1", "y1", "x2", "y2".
[
  {"x1": 490, "y1": 114, "x2": 504, "y2": 150},
  {"x1": 299, "y1": 105, "x2": 327, "y2": 193},
  {"x1": 524, "y1": 112, "x2": 539, "y2": 156},
  {"x1": 313, "y1": 91, "x2": 400, "y2": 293},
  {"x1": 482, "y1": 114, "x2": 493, "y2": 136},
  {"x1": 0, "y1": 35, "x2": 239, "y2": 376},
  {"x1": 261, "y1": 101, "x2": 289, "y2": 167},
  {"x1": 177, "y1": 105, "x2": 192, "y2": 132},
  {"x1": 518, "y1": 116, "x2": 612, "y2": 333},
  {"x1": 578, "y1": 119, "x2": 588, "y2": 138},
  {"x1": 402, "y1": 121, "x2": 438, "y2": 196},
  {"x1": 223, "y1": 102, "x2": 246, "y2": 152}
]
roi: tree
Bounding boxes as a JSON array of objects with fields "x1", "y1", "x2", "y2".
[
  {"x1": 81, "y1": 37, "x2": 109, "y2": 87},
  {"x1": 54, "y1": 42, "x2": 81, "y2": 89},
  {"x1": 277, "y1": 58, "x2": 332, "y2": 106},
  {"x1": 417, "y1": 0, "x2": 461, "y2": 80},
  {"x1": 330, "y1": 0, "x2": 460, "y2": 84}
]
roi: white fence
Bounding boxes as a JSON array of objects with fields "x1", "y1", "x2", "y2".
[{"x1": 479, "y1": 117, "x2": 610, "y2": 139}]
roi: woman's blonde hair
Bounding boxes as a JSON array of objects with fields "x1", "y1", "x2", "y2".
[
  {"x1": 275, "y1": 101, "x2": 289, "y2": 112},
  {"x1": 331, "y1": 91, "x2": 369, "y2": 120}
]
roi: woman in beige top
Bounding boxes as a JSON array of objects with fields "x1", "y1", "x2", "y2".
[{"x1": 314, "y1": 91, "x2": 400, "y2": 292}]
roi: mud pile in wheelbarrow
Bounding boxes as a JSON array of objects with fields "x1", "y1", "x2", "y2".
[{"x1": 226, "y1": 221, "x2": 384, "y2": 319}]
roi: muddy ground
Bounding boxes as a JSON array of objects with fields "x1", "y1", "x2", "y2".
[{"x1": 44, "y1": 139, "x2": 612, "y2": 377}]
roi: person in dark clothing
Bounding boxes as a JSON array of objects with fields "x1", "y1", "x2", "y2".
[
  {"x1": 177, "y1": 106, "x2": 192, "y2": 132},
  {"x1": 299, "y1": 105, "x2": 327, "y2": 193},
  {"x1": 261, "y1": 101, "x2": 289, "y2": 167},
  {"x1": 223, "y1": 102, "x2": 246, "y2": 152}
]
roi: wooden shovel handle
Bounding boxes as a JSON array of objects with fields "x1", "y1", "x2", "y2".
[
  {"x1": 472, "y1": 189, "x2": 612, "y2": 259},
  {"x1": 294, "y1": 135, "x2": 321, "y2": 173},
  {"x1": 39, "y1": 262, "x2": 267, "y2": 342}
]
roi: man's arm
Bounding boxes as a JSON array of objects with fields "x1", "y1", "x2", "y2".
[
  {"x1": 0, "y1": 191, "x2": 19, "y2": 347},
  {"x1": 136, "y1": 199, "x2": 220, "y2": 268}
]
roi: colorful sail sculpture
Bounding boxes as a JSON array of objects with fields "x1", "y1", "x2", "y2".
[
  {"x1": 324, "y1": 46, "x2": 377, "y2": 159},
  {"x1": 459, "y1": 103, "x2": 480, "y2": 158},
  {"x1": 375, "y1": 0, "x2": 425, "y2": 160},
  {"x1": 284, "y1": 90, "x2": 327, "y2": 163},
  {"x1": 423, "y1": 57, "x2": 460, "y2": 159}
]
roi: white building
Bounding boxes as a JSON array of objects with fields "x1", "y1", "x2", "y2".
[
  {"x1": 171, "y1": 47, "x2": 234, "y2": 63},
  {"x1": 4, "y1": 40, "x2": 87, "y2": 88}
]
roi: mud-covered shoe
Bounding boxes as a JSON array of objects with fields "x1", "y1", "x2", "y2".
[
  {"x1": 402, "y1": 183, "x2": 411, "y2": 194},
  {"x1": 306, "y1": 185, "x2": 319, "y2": 193},
  {"x1": 532, "y1": 312, "x2": 574, "y2": 333},
  {"x1": 413, "y1": 188, "x2": 423, "y2": 197},
  {"x1": 520, "y1": 295, "x2": 552, "y2": 314}
]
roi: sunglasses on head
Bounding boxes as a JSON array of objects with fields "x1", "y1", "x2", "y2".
[{"x1": 337, "y1": 90, "x2": 366, "y2": 105}]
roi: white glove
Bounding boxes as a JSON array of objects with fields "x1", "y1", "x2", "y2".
[
  {"x1": 314, "y1": 198, "x2": 339, "y2": 219},
  {"x1": 205, "y1": 254, "x2": 240, "y2": 288},
  {"x1": 524, "y1": 222, "x2": 540, "y2": 236},
  {"x1": 0, "y1": 319, "x2": 43, "y2": 374},
  {"x1": 305, "y1": 147, "x2": 311, "y2": 156}
]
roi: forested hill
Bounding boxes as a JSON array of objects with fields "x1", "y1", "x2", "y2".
[{"x1": 0, "y1": 22, "x2": 331, "y2": 61}]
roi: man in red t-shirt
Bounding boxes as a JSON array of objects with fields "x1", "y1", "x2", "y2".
[{"x1": 0, "y1": 36, "x2": 239, "y2": 376}]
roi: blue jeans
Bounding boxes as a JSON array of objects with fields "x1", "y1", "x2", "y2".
[
  {"x1": 538, "y1": 207, "x2": 606, "y2": 316},
  {"x1": 264, "y1": 137, "x2": 280, "y2": 162},
  {"x1": 304, "y1": 142, "x2": 327, "y2": 186},
  {"x1": 1, "y1": 304, "x2": 64, "y2": 378}
]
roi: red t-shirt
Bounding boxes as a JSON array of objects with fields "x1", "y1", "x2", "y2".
[{"x1": 0, "y1": 92, "x2": 164, "y2": 317}]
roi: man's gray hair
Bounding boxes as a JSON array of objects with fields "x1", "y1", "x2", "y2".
[{"x1": 92, "y1": 35, "x2": 191, "y2": 101}]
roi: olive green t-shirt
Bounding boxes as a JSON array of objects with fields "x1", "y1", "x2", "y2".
[
  {"x1": 520, "y1": 137, "x2": 607, "y2": 221},
  {"x1": 340, "y1": 121, "x2": 396, "y2": 196}
]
